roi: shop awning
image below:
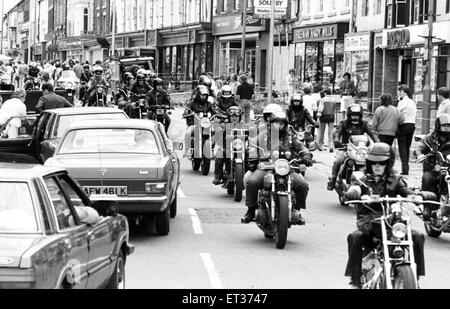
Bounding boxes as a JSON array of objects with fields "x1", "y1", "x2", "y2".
[{"x1": 219, "y1": 33, "x2": 259, "y2": 41}]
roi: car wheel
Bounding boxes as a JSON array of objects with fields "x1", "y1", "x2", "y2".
[
  {"x1": 170, "y1": 195, "x2": 177, "y2": 219},
  {"x1": 141, "y1": 215, "x2": 153, "y2": 235},
  {"x1": 155, "y1": 208, "x2": 170, "y2": 236},
  {"x1": 106, "y1": 251, "x2": 125, "y2": 289}
]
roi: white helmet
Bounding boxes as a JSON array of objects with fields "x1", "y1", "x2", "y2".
[
  {"x1": 137, "y1": 68, "x2": 146, "y2": 76},
  {"x1": 220, "y1": 85, "x2": 233, "y2": 98},
  {"x1": 263, "y1": 104, "x2": 283, "y2": 122}
]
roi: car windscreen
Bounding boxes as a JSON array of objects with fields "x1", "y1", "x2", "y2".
[
  {"x1": 0, "y1": 182, "x2": 39, "y2": 233},
  {"x1": 59, "y1": 128, "x2": 160, "y2": 155},
  {"x1": 53, "y1": 113, "x2": 127, "y2": 138},
  {"x1": 59, "y1": 71, "x2": 77, "y2": 80}
]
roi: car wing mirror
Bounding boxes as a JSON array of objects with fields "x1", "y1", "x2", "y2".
[
  {"x1": 90, "y1": 194, "x2": 119, "y2": 217},
  {"x1": 173, "y1": 142, "x2": 184, "y2": 151}
]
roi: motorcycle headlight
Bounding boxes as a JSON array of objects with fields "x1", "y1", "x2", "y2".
[
  {"x1": 67, "y1": 82, "x2": 73, "y2": 88},
  {"x1": 201, "y1": 118, "x2": 211, "y2": 129},
  {"x1": 392, "y1": 223, "x2": 407, "y2": 239},
  {"x1": 274, "y1": 159, "x2": 290, "y2": 176},
  {"x1": 298, "y1": 132, "x2": 305, "y2": 140},
  {"x1": 356, "y1": 149, "x2": 368, "y2": 161},
  {"x1": 233, "y1": 139, "x2": 244, "y2": 151}
]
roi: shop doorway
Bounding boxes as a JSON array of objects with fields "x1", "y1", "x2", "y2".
[
  {"x1": 401, "y1": 58, "x2": 412, "y2": 88},
  {"x1": 304, "y1": 42, "x2": 323, "y2": 85}
]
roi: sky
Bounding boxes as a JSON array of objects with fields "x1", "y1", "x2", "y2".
[{"x1": 2, "y1": 0, "x2": 21, "y2": 14}]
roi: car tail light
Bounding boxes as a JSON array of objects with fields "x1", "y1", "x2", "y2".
[{"x1": 145, "y1": 183, "x2": 167, "y2": 194}]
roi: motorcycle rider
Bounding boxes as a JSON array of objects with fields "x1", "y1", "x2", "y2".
[
  {"x1": 417, "y1": 114, "x2": 450, "y2": 221},
  {"x1": 24, "y1": 62, "x2": 41, "y2": 91},
  {"x1": 84, "y1": 65, "x2": 110, "y2": 104},
  {"x1": 216, "y1": 85, "x2": 238, "y2": 115},
  {"x1": 117, "y1": 72, "x2": 135, "y2": 109},
  {"x1": 327, "y1": 104, "x2": 379, "y2": 191},
  {"x1": 242, "y1": 111, "x2": 312, "y2": 225},
  {"x1": 344, "y1": 143, "x2": 427, "y2": 289},
  {"x1": 183, "y1": 85, "x2": 217, "y2": 158},
  {"x1": 147, "y1": 78, "x2": 172, "y2": 132},
  {"x1": 87, "y1": 85, "x2": 108, "y2": 107},
  {"x1": 287, "y1": 92, "x2": 319, "y2": 131},
  {"x1": 213, "y1": 106, "x2": 244, "y2": 185}
]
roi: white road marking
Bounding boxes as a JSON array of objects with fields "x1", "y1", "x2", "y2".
[
  {"x1": 200, "y1": 253, "x2": 224, "y2": 289},
  {"x1": 188, "y1": 208, "x2": 203, "y2": 235},
  {"x1": 177, "y1": 188, "x2": 187, "y2": 198}
]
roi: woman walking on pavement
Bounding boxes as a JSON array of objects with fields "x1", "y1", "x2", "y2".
[{"x1": 397, "y1": 85, "x2": 417, "y2": 176}]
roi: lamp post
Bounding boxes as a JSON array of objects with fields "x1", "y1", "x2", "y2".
[
  {"x1": 267, "y1": 0, "x2": 276, "y2": 104},
  {"x1": 421, "y1": 0, "x2": 435, "y2": 134},
  {"x1": 240, "y1": 0, "x2": 248, "y2": 76},
  {"x1": 1, "y1": 0, "x2": 4, "y2": 55},
  {"x1": 111, "y1": 0, "x2": 116, "y2": 59}
]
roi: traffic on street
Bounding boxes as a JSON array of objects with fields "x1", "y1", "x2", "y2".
[{"x1": 1, "y1": 0, "x2": 450, "y2": 291}]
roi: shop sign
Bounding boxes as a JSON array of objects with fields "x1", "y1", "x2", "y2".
[
  {"x1": 386, "y1": 29, "x2": 410, "y2": 49},
  {"x1": 254, "y1": 0, "x2": 288, "y2": 19},
  {"x1": 213, "y1": 14, "x2": 264, "y2": 35},
  {"x1": 146, "y1": 30, "x2": 158, "y2": 46},
  {"x1": 345, "y1": 33, "x2": 370, "y2": 52},
  {"x1": 293, "y1": 24, "x2": 337, "y2": 42}
]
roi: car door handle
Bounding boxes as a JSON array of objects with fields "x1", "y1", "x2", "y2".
[
  {"x1": 87, "y1": 232, "x2": 95, "y2": 241},
  {"x1": 64, "y1": 239, "x2": 72, "y2": 250}
]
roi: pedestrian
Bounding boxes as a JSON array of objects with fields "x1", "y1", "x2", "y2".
[
  {"x1": 311, "y1": 85, "x2": 323, "y2": 142},
  {"x1": 397, "y1": 84, "x2": 417, "y2": 176},
  {"x1": 73, "y1": 60, "x2": 84, "y2": 79},
  {"x1": 18, "y1": 61, "x2": 28, "y2": 89},
  {"x1": 436, "y1": 87, "x2": 450, "y2": 117},
  {"x1": 229, "y1": 74, "x2": 240, "y2": 96},
  {"x1": 287, "y1": 69, "x2": 297, "y2": 98},
  {"x1": 0, "y1": 90, "x2": 27, "y2": 138},
  {"x1": 317, "y1": 88, "x2": 336, "y2": 152},
  {"x1": 236, "y1": 74, "x2": 255, "y2": 123},
  {"x1": 339, "y1": 72, "x2": 357, "y2": 120},
  {"x1": 35, "y1": 83, "x2": 74, "y2": 113},
  {"x1": 303, "y1": 77, "x2": 313, "y2": 91}
]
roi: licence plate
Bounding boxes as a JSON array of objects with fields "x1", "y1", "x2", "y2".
[
  {"x1": 157, "y1": 109, "x2": 165, "y2": 115},
  {"x1": 84, "y1": 186, "x2": 128, "y2": 196}
]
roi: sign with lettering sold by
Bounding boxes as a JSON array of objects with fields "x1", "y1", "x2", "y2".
[{"x1": 254, "y1": 0, "x2": 288, "y2": 19}]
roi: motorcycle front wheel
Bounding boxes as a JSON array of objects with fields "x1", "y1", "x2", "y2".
[
  {"x1": 234, "y1": 164, "x2": 244, "y2": 202},
  {"x1": 275, "y1": 195, "x2": 289, "y2": 250},
  {"x1": 393, "y1": 265, "x2": 417, "y2": 289}
]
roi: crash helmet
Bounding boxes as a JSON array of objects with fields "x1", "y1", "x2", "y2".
[
  {"x1": 30, "y1": 62, "x2": 37, "y2": 68},
  {"x1": 137, "y1": 68, "x2": 146, "y2": 76},
  {"x1": 227, "y1": 106, "x2": 242, "y2": 122},
  {"x1": 347, "y1": 104, "x2": 363, "y2": 125},
  {"x1": 124, "y1": 72, "x2": 134, "y2": 81},
  {"x1": 153, "y1": 78, "x2": 164, "y2": 89},
  {"x1": 136, "y1": 73, "x2": 146, "y2": 82},
  {"x1": 270, "y1": 111, "x2": 289, "y2": 133},
  {"x1": 198, "y1": 75, "x2": 213, "y2": 89},
  {"x1": 366, "y1": 142, "x2": 393, "y2": 175},
  {"x1": 220, "y1": 85, "x2": 233, "y2": 99},
  {"x1": 83, "y1": 64, "x2": 90, "y2": 70},
  {"x1": 93, "y1": 65, "x2": 103, "y2": 76},
  {"x1": 263, "y1": 104, "x2": 283, "y2": 123},
  {"x1": 62, "y1": 63, "x2": 71, "y2": 71},
  {"x1": 435, "y1": 114, "x2": 450, "y2": 138},
  {"x1": 195, "y1": 85, "x2": 209, "y2": 102},
  {"x1": 290, "y1": 92, "x2": 303, "y2": 106}
]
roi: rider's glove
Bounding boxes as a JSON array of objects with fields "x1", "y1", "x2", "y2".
[{"x1": 334, "y1": 141, "x2": 343, "y2": 149}]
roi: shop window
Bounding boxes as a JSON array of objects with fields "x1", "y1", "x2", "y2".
[
  {"x1": 362, "y1": 0, "x2": 369, "y2": 16},
  {"x1": 396, "y1": 0, "x2": 409, "y2": 27},
  {"x1": 386, "y1": 0, "x2": 394, "y2": 28},
  {"x1": 447, "y1": 0, "x2": 450, "y2": 13}
]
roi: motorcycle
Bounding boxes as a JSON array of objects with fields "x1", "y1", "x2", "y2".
[
  {"x1": 0, "y1": 74, "x2": 15, "y2": 91},
  {"x1": 149, "y1": 104, "x2": 172, "y2": 133},
  {"x1": 415, "y1": 137, "x2": 450, "y2": 238},
  {"x1": 290, "y1": 125, "x2": 317, "y2": 177},
  {"x1": 335, "y1": 134, "x2": 373, "y2": 206},
  {"x1": 345, "y1": 189, "x2": 424, "y2": 289},
  {"x1": 249, "y1": 144, "x2": 306, "y2": 249},
  {"x1": 183, "y1": 109, "x2": 222, "y2": 176},
  {"x1": 129, "y1": 93, "x2": 148, "y2": 119},
  {"x1": 221, "y1": 126, "x2": 249, "y2": 202},
  {"x1": 25, "y1": 77, "x2": 41, "y2": 91}
]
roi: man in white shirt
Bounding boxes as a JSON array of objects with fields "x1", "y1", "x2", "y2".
[
  {"x1": 0, "y1": 90, "x2": 27, "y2": 139},
  {"x1": 436, "y1": 87, "x2": 450, "y2": 117},
  {"x1": 397, "y1": 84, "x2": 417, "y2": 175},
  {"x1": 301, "y1": 87, "x2": 317, "y2": 116}
]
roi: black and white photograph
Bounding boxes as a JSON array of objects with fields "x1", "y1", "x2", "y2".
[{"x1": 0, "y1": 0, "x2": 450, "y2": 294}]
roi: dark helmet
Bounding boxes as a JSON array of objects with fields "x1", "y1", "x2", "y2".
[
  {"x1": 196, "y1": 85, "x2": 209, "y2": 101},
  {"x1": 366, "y1": 142, "x2": 393, "y2": 174},
  {"x1": 153, "y1": 78, "x2": 164, "y2": 89},
  {"x1": 227, "y1": 106, "x2": 242, "y2": 121},
  {"x1": 435, "y1": 114, "x2": 450, "y2": 137},
  {"x1": 263, "y1": 104, "x2": 283, "y2": 123},
  {"x1": 62, "y1": 63, "x2": 71, "y2": 70},
  {"x1": 199, "y1": 75, "x2": 212, "y2": 88},
  {"x1": 83, "y1": 64, "x2": 90, "y2": 69},
  {"x1": 136, "y1": 73, "x2": 145, "y2": 82},
  {"x1": 347, "y1": 104, "x2": 363, "y2": 124}
]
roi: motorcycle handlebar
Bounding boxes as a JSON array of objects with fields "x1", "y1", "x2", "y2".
[{"x1": 345, "y1": 196, "x2": 427, "y2": 205}]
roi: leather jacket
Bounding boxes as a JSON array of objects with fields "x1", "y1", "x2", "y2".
[
  {"x1": 334, "y1": 119, "x2": 379, "y2": 146},
  {"x1": 147, "y1": 89, "x2": 171, "y2": 109},
  {"x1": 183, "y1": 97, "x2": 217, "y2": 127},
  {"x1": 418, "y1": 132, "x2": 450, "y2": 172},
  {"x1": 216, "y1": 97, "x2": 238, "y2": 115},
  {"x1": 287, "y1": 105, "x2": 317, "y2": 131}
]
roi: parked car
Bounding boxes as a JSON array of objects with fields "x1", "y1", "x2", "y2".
[
  {"x1": 0, "y1": 164, "x2": 134, "y2": 289},
  {"x1": 0, "y1": 107, "x2": 128, "y2": 164},
  {"x1": 45, "y1": 119, "x2": 182, "y2": 236},
  {"x1": 56, "y1": 70, "x2": 80, "y2": 104}
]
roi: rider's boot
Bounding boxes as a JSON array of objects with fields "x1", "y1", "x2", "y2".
[
  {"x1": 241, "y1": 207, "x2": 256, "y2": 224},
  {"x1": 327, "y1": 177, "x2": 336, "y2": 191}
]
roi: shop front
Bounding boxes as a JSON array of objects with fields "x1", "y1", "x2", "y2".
[
  {"x1": 212, "y1": 14, "x2": 266, "y2": 84},
  {"x1": 293, "y1": 22, "x2": 349, "y2": 92},
  {"x1": 344, "y1": 32, "x2": 372, "y2": 99},
  {"x1": 57, "y1": 38, "x2": 83, "y2": 63},
  {"x1": 158, "y1": 23, "x2": 213, "y2": 92}
]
